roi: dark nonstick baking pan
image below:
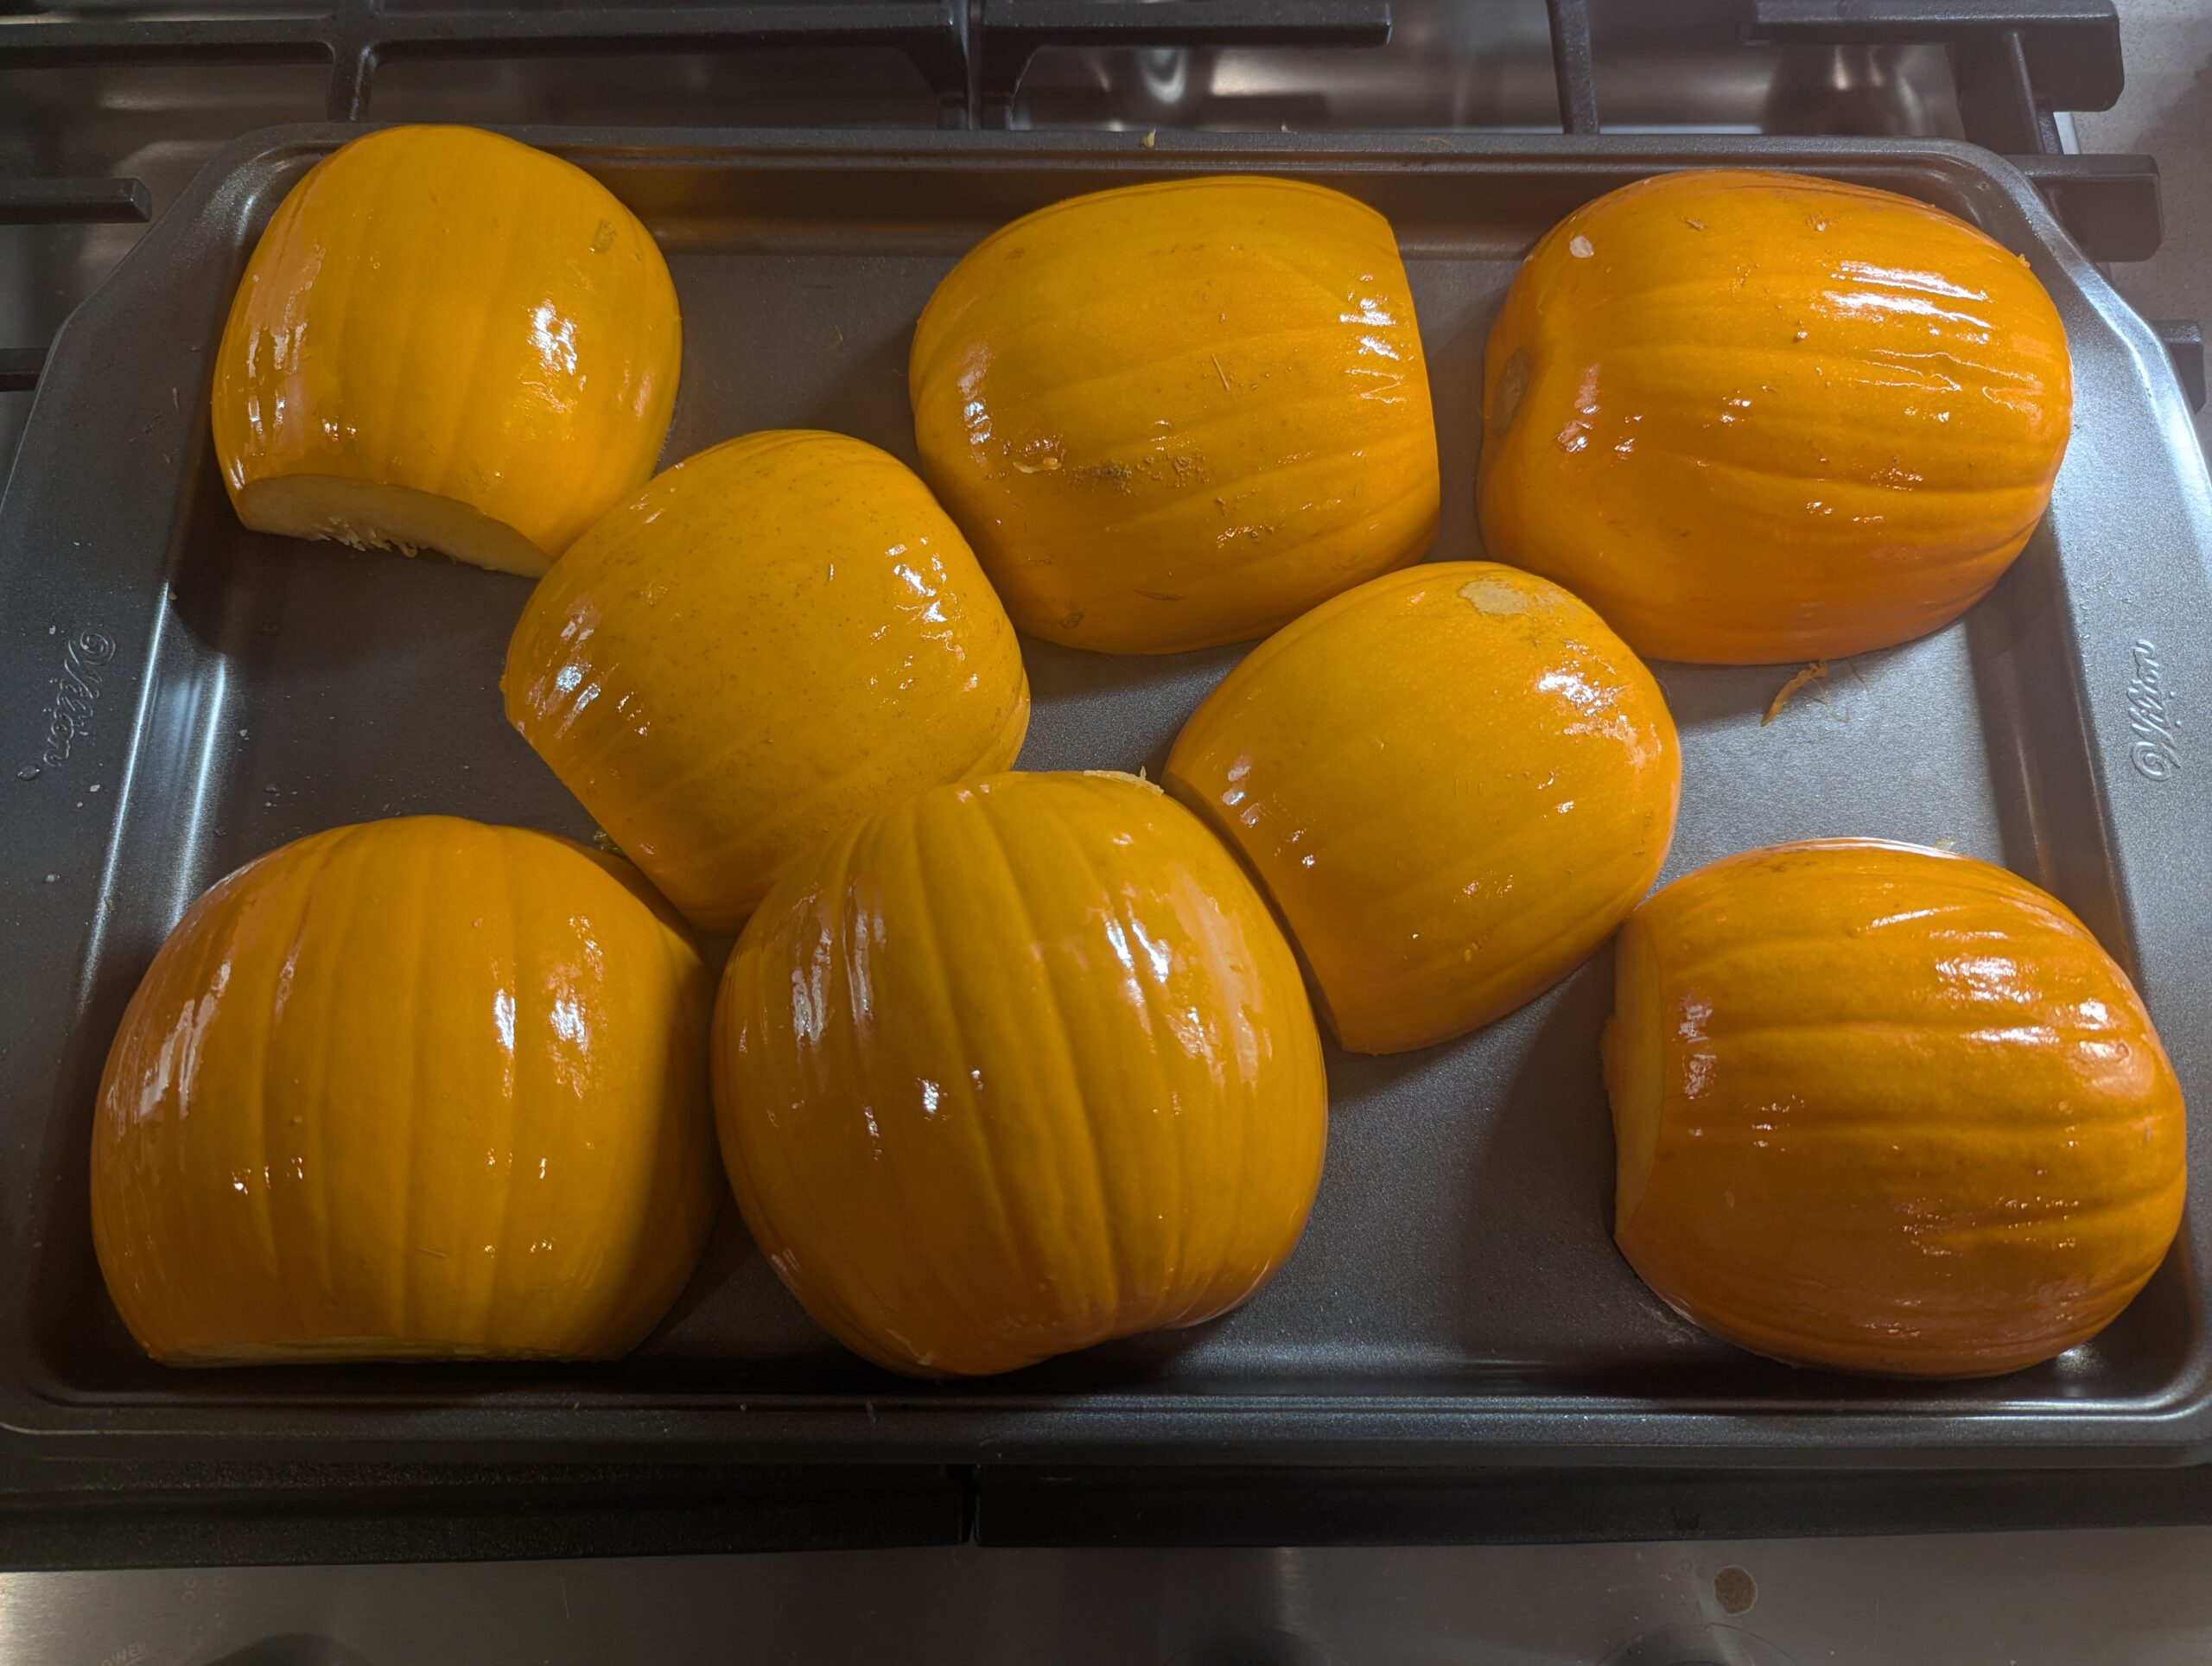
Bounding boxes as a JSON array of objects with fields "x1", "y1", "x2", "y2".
[{"x1": 3, "y1": 126, "x2": 2209, "y2": 1474}]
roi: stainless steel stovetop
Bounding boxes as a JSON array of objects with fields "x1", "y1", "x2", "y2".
[{"x1": 9, "y1": 1527, "x2": 2212, "y2": 1664}]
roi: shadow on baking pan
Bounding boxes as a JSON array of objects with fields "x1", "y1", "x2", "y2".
[{"x1": 204, "y1": 1637, "x2": 373, "y2": 1666}]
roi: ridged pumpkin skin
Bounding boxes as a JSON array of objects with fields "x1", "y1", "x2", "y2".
[
  {"x1": 505, "y1": 429, "x2": 1031, "y2": 935},
  {"x1": 910, "y1": 175, "x2": 1440, "y2": 655},
  {"x1": 1605, "y1": 839, "x2": 2185, "y2": 1378},
  {"x1": 1478, "y1": 169, "x2": 2073, "y2": 664},
  {"x1": 91, "y1": 817, "x2": 720, "y2": 1364},
  {"x1": 714, "y1": 771, "x2": 1328, "y2": 1377},
  {"x1": 212, "y1": 124, "x2": 681, "y2": 576},
  {"x1": 1165, "y1": 561, "x2": 1680, "y2": 1054}
]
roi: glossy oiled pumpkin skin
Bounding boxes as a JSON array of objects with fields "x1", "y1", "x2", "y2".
[
  {"x1": 714, "y1": 771, "x2": 1328, "y2": 1377},
  {"x1": 1165, "y1": 561, "x2": 1680, "y2": 1055},
  {"x1": 910, "y1": 175, "x2": 1440, "y2": 655},
  {"x1": 1478, "y1": 169, "x2": 2073, "y2": 664},
  {"x1": 212, "y1": 124, "x2": 681, "y2": 576},
  {"x1": 91, "y1": 817, "x2": 721, "y2": 1364},
  {"x1": 505, "y1": 429, "x2": 1031, "y2": 935},
  {"x1": 1605, "y1": 839, "x2": 2185, "y2": 1378}
]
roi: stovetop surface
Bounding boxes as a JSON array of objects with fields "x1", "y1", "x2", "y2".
[{"x1": 6, "y1": 1524, "x2": 2212, "y2": 1665}]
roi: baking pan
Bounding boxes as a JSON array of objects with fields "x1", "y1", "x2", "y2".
[{"x1": 3, "y1": 126, "x2": 2210, "y2": 1474}]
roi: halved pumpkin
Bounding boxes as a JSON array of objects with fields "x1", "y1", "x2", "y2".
[
  {"x1": 212, "y1": 124, "x2": 681, "y2": 575},
  {"x1": 92, "y1": 816, "x2": 720, "y2": 1364},
  {"x1": 505, "y1": 429, "x2": 1031, "y2": 934},
  {"x1": 1605, "y1": 838, "x2": 2185, "y2": 1377},
  {"x1": 1478, "y1": 169, "x2": 2072, "y2": 664},
  {"x1": 1166, "y1": 561, "x2": 1680, "y2": 1053},
  {"x1": 911, "y1": 175, "x2": 1440, "y2": 654},
  {"x1": 713, "y1": 770, "x2": 1328, "y2": 1377}
]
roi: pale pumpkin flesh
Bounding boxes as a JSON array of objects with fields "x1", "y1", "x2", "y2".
[
  {"x1": 1166, "y1": 560, "x2": 1681, "y2": 1054},
  {"x1": 1605, "y1": 838, "x2": 2186, "y2": 1378},
  {"x1": 1478, "y1": 169, "x2": 2073, "y2": 664},
  {"x1": 713, "y1": 771, "x2": 1329, "y2": 1378},
  {"x1": 233, "y1": 474, "x2": 555, "y2": 578},
  {"x1": 212, "y1": 124, "x2": 682, "y2": 574},
  {"x1": 505, "y1": 429, "x2": 1032, "y2": 936},
  {"x1": 91, "y1": 817, "x2": 721, "y2": 1364},
  {"x1": 911, "y1": 175, "x2": 1440, "y2": 655}
]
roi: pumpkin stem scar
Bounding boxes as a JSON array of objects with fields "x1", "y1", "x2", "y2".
[
  {"x1": 1459, "y1": 575, "x2": 1535, "y2": 615},
  {"x1": 1762, "y1": 659, "x2": 1829, "y2": 726},
  {"x1": 1491, "y1": 348, "x2": 1529, "y2": 434}
]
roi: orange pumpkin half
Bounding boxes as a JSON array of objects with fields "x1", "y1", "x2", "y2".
[
  {"x1": 911, "y1": 175, "x2": 1440, "y2": 654},
  {"x1": 714, "y1": 770, "x2": 1329, "y2": 1377},
  {"x1": 212, "y1": 125, "x2": 681, "y2": 576},
  {"x1": 91, "y1": 816, "x2": 720, "y2": 1364},
  {"x1": 1478, "y1": 169, "x2": 2072, "y2": 664},
  {"x1": 505, "y1": 429, "x2": 1031, "y2": 935},
  {"x1": 1605, "y1": 839, "x2": 2185, "y2": 1377},
  {"x1": 1166, "y1": 561, "x2": 1680, "y2": 1054}
]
